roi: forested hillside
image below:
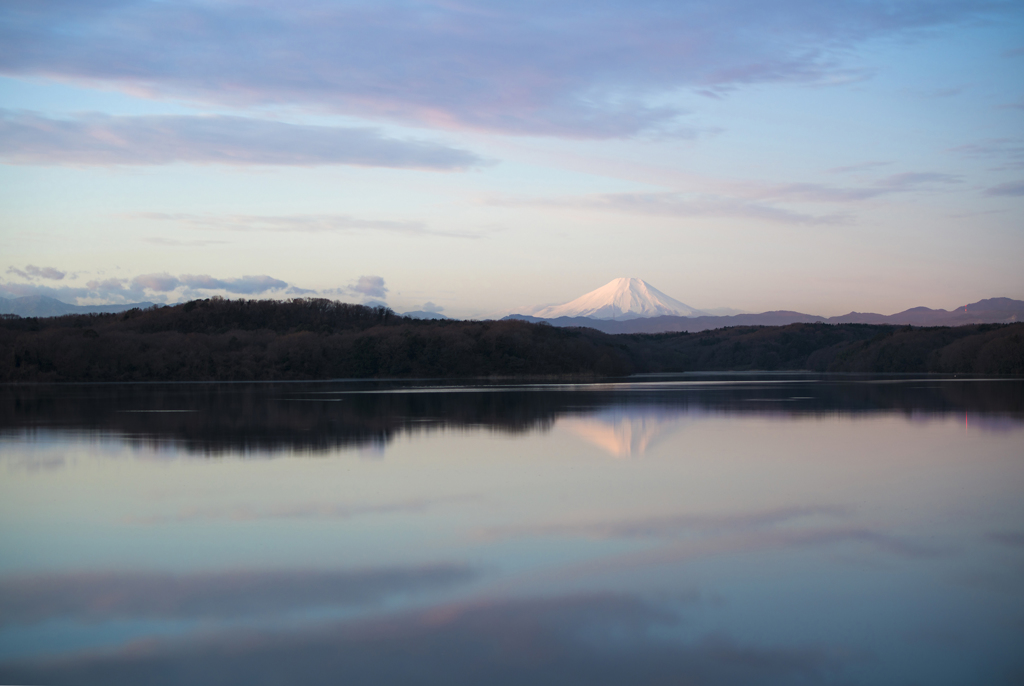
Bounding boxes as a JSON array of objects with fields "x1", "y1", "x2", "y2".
[{"x1": 1, "y1": 298, "x2": 1021, "y2": 382}]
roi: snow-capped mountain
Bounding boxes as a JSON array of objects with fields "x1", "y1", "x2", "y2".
[{"x1": 531, "y1": 278, "x2": 702, "y2": 320}]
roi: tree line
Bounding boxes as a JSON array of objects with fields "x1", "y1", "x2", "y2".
[{"x1": 1, "y1": 297, "x2": 1021, "y2": 382}]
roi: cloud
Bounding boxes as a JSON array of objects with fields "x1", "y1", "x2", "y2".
[
  {"x1": 755, "y1": 172, "x2": 962, "y2": 203},
  {"x1": 492, "y1": 170, "x2": 969, "y2": 225},
  {"x1": 0, "y1": 111, "x2": 483, "y2": 169},
  {"x1": 0, "y1": 0, "x2": 1014, "y2": 138},
  {"x1": 0, "y1": 269, "x2": 396, "y2": 307},
  {"x1": 350, "y1": 275, "x2": 388, "y2": 300},
  {"x1": 825, "y1": 161, "x2": 893, "y2": 174},
  {"x1": 180, "y1": 274, "x2": 287, "y2": 295},
  {"x1": 133, "y1": 212, "x2": 482, "y2": 239},
  {"x1": 983, "y1": 180, "x2": 1024, "y2": 196},
  {"x1": 924, "y1": 85, "x2": 967, "y2": 98},
  {"x1": 949, "y1": 138, "x2": 1024, "y2": 170},
  {"x1": 874, "y1": 172, "x2": 962, "y2": 189},
  {"x1": 421, "y1": 301, "x2": 444, "y2": 313},
  {"x1": 0, "y1": 281, "x2": 104, "y2": 303},
  {"x1": 493, "y1": 192, "x2": 843, "y2": 225},
  {"x1": 131, "y1": 273, "x2": 180, "y2": 292},
  {"x1": 1, "y1": 270, "x2": 292, "y2": 304},
  {"x1": 82, "y1": 278, "x2": 147, "y2": 302},
  {"x1": 5, "y1": 265, "x2": 66, "y2": 281},
  {"x1": 0, "y1": 277, "x2": 154, "y2": 305},
  {"x1": 144, "y1": 237, "x2": 229, "y2": 247}
]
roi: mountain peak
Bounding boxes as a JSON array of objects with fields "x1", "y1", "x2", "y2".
[{"x1": 532, "y1": 278, "x2": 702, "y2": 320}]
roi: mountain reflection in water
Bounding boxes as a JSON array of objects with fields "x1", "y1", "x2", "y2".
[
  {"x1": 559, "y1": 407, "x2": 689, "y2": 457},
  {"x1": 1, "y1": 375, "x2": 1022, "y2": 686}
]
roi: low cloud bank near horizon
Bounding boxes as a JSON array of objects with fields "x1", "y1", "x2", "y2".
[
  {"x1": 0, "y1": 270, "x2": 395, "y2": 308},
  {"x1": 0, "y1": 111, "x2": 483, "y2": 170},
  {"x1": 322, "y1": 275, "x2": 391, "y2": 304},
  {"x1": 349, "y1": 275, "x2": 388, "y2": 300},
  {"x1": 2, "y1": 272, "x2": 289, "y2": 305}
]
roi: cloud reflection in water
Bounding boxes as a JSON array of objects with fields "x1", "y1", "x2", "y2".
[
  {"x1": 0, "y1": 594, "x2": 847, "y2": 686},
  {"x1": 0, "y1": 566, "x2": 478, "y2": 626}
]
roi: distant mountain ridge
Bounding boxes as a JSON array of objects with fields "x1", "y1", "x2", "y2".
[
  {"x1": 530, "y1": 278, "x2": 702, "y2": 320},
  {"x1": 0, "y1": 295, "x2": 158, "y2": 318},
  {"x1": 506, "y1": 297, "x2": 1024, "y2": 333},
  {"x1": 5, "y1": 293, "x2": 1022, "y2": 333}
]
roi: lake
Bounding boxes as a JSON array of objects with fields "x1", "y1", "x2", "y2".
[{"x1": 1, "y1": 374, "x2": 1022, "y2": 685}]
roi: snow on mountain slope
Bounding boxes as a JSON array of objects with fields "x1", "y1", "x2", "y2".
[{"x1": 532, "y1": 278, "x2": 702, "y2": 320}]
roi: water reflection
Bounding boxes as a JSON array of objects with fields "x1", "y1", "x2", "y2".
[
  {"x1": 0, "y1": 566, "x2": 476, "y2": 624},
  {"x1": 1, "y1": 594, "x2": 847, "y2": 686},
  {"x1": 559, "y1": 407, "x2": 688, "y2": 457},
  {"x1": 2, "y1": 375, "x2": 1021, "y2": 457},
  {"x1": 1, "y1": 375, "x2": 1022, "y2": 685}
]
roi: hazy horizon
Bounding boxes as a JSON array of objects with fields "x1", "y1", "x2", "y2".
[{"x1": 4, "y1": 284, "x2": 1023, "y2": 321}]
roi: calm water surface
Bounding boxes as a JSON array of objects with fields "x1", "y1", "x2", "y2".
[{"x1": 0, "y1": 375, "x2": 1022, "y2": 685}]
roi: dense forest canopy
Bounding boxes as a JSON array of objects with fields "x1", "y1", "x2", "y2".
[{"x1": 1, "y1": 297, "x2": 1022, "y2": 382}]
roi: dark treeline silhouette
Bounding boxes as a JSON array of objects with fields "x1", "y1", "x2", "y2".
[{"x1": 1, "y1": 297, "x2": 1022, "y2": 382}]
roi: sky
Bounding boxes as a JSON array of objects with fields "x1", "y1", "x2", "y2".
[{"x1": 0, "y1": 0, "x2": 1022, "y2": 318}]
